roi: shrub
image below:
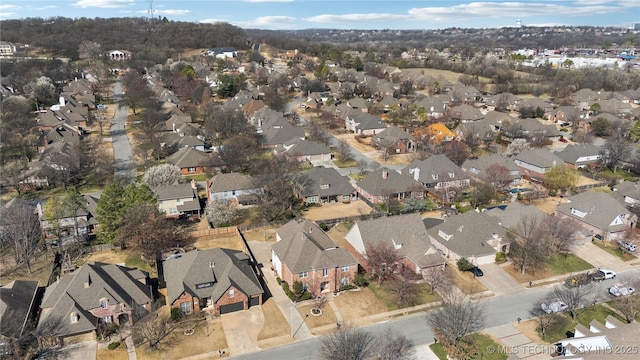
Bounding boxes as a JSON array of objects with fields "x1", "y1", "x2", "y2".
[
  {"x1": 108, "y1": 342, "x2": 121, "y2": 350},
  {"x1": 353, "y1": 273, "x2": 369, "y2": 287},
  {"x1": 276, "y1": 277, "x2": 282, "y2": 285},
  {"x1": 171, "y1": 307, "x2": 183, "y2": 322},
  {"x1": 340, "y1": 284, "x2": 356, "y2": 291},
  {"x1": 319, "y1": 222, "x2": 329, "y2": 231},
  {"x1": 457, "y1": 257, "x2": 475, "y2": 272},
  {"x1": 495, "y1": 252, "x2": 507, "y2": 263}
]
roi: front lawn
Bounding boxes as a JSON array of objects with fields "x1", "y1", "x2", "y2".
[
  {"x1": 505, "y1": 253, "x2": 593, "y2": 282},
  {"x1": 333, "y1": 158, "x2": 359, "y2": 168},
  {"x1": 592, "y1": 241, "x2": 637, "y2": 261},
  {"x1": 537, "y1": 304, "x2": 626, "y2": 343},
  {"x1": 367, "y1": 280, "x2": 441, "y2": 311},
  {"x1": 430, "y1": 334, "x2": 507, "y2": 360}
]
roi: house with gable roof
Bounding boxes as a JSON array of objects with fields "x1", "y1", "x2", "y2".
[
  {"x1": 371, "y1": 126, "x2": 416, "y2": 155},
  {"x1": 344, "y1": 112, "x2": 386, "y2": 136},
  {"x1": 554, "y1": 191, "x2": 637, "y2": 242},
  {"x1": 36, "y1": 262, "x2": 152, "y2": 346},
  {"x1": 555, "y1": 143, "x2": 602, "y2": 169},
  {"x1": 206, "y1": 47, "x2": 237, "y2": 58},
  {"x1": 272, "y1": 219, "x2": 358, "y2": 295},
  {"x1": 163, "y1": 248, "x2": 263, "y2": 316},
  {"x1": 513, "y1": 148, "x2": 565, "y2": 181},
  {"x1": 166, "y1": 147, "x2": 224, "y2": 175},
  {"x1": 427, "y1": 211, "x2": 507, "y2": 265},
  {"x1": 152, "y1": 182, "x2": 201, "y2": 219},
  {"x1": 404, "y1": 154, "x2": 470, "y2": 202},
  {"x1": 275, "y1": 139, "x2": 332, "y2": 163},
  {"x1": 355, "y1": 168, "x2": 427, "y2": 204},
  {"x1": 344, "y1": 213, "x2": 445, "y2": 277},
  {"x1": 207, "y1": 173, "x2": 261, "y2": 205},
  {"x1": 0, "y1": 280, "x2": 40, "y2": 355},
  {"x1": 291, "y1": 166, "x2": 357, "y2": 204},
  {"x1": 611, "y1": 180, "x2": 640, "y2": 208},
  {"x1": 461, "y1": 154, "x2": 521, "y2": 187}
]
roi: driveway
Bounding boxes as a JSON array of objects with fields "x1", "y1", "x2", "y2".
[
  {"x1": 41, "y1": 340, "x2": 97, "y2": 360},
  {"x1": 220, "y1": 307, "x2": 263, "y2": 356},
  {"x1": 475, "y1": 263, "x2": 525, "y2": 296},
  {"x1": 572, "y1": 242, "x2": 635, "y2": 272}
]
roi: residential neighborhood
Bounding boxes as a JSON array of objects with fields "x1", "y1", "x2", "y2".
[{"x1": 2, "y1": 15, "x2": 640, "y2": 360}]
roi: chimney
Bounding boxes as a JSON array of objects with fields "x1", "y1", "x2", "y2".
[
  {"x1": 382, "y1": 170, "x2": 388, "y2": 179},
  {"x1": 59, "y1": 96, "x2": 65, "y2": 107}
]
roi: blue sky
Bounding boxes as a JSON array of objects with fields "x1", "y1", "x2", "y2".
[{"x1": 1, "y1": 0, "x2": 639, "y2": 30}]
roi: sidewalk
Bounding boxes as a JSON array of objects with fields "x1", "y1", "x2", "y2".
[{"x1": 484, "y1": 323, "x2": 551, "y2": 360}]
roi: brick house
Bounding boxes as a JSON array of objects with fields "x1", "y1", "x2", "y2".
[
  {"x1": 163, "y1": 248, "x2": 264, "y2": 316},
  {"x1": 355, "y1": 168, "x2": 427, "y2": 204},
  {"x1": 152, "y1": 182, "x2": 201, "y2": 219},
  {"x1": 513, "y1": 148, "x2": 565, "y2": 181},
  {"x1": 36, "y1": 263, "x2": 152, "y2": 346},
  {"x1": 371, "y1": 126, "x2": 416, "y2": 155},
  {"x1": 272, "y1": 219, "x2": 358, "y2": 295},
  {"x1": 166, "y1": 147, "x2": 224, "y2": 175}
]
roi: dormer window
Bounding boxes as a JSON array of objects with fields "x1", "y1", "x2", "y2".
[
  {"x1": 70, "y1": 312, "x2": 79, "y2": 323},
  {"x1": 320, "y1": 183, "x2": 329, "y2": 189},
  {"x1": 449, "y1": 172, "x2": 455, "y2": 178},
  {"x1": 101, "y1": 299, "x2": 108, "y2": 309}
]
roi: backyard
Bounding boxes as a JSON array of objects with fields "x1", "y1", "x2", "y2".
[{"x1": 300, "y1": 200, "x2": 374, "y2": 221}]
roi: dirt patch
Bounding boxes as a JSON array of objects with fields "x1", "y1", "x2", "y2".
[
  {"x1": 370, "y1": 153, "x2": 414, "y2": 166},
  {"x1": 301, "y1": 200, "x2": 374, "y2": 221},
  {"x1": 528, "y1": 196, "x2": 569, "y2": 215},
  {"x1": 84, "y1": 250, "x2": 129, "y2": 265},
  {"x1": 296, "y1": 303, "x2": 337, "y2": 332},
  {"x1": 192, "y1": 234, "x2": 244, "y2": 251},
  {"x1": 332, "y1": 288, "x2": 388, "y2": 322},
  {"x1": 447, "y1": 265, "x2": 488, "y2": 295},
  {"x1": 0, "y1": 251, "x2": 57, "y2": 286},
  {"x1": 97, "y1": 347, "x2": 128, "y2": 360},
  {"x1": 257, "y1": 298, "x2": 290, "y2": 340},
  {"x1": 241, "y1": 228, "x2": 278, "y2": 242}
]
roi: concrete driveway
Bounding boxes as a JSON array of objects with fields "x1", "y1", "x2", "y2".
[
  {"x1": 220, "y1": 306, "x2": 263, "y2": 356},
  {"x1": 41, "y1": 340, "x2": 97, "y2": 360},
  {"x1": 476, "y1": 263, "x2": 525, "y2": 296},
  {"x1": 572, "y1": 242, "x2": 635, "y2": 272}
]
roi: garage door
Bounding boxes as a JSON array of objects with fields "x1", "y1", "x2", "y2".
[
  {"x1": 249, "y1": 296, "x2": 260, "y2": 307},
  {"x1": 219, "y1": 301, "x2": 244, "y2": 314}
]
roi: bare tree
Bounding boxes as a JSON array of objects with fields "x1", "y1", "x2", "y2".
[
  {"x1": 336, "y1": 139, "x2": 352, "y2": 162},
  {"x1": 0, "y1": 200, "x2": 42, "y2": 274},
  {"x1": 319, "y1": 325, "x2": 376, "y2": 360},
  {"x1": 423, "y1": 266, "x2": 453, "y2": 294},
  {"x1": 254, "y1": 156, "x2": 298, "y2": 221},
  {"x1": 375, "y1": 327, "x2": 415, "y2": 360},
  {"x1": 611, "y1": 288, "x2": 640, "y2": 323},
  {"x1": 388, "y1": 274, "x2": 421, "y2": 307},
  {"x1": 308, "y1": 122, "x2": 331, "y2": 146},
  {"x1": 549, "y1": 284, "x2": 596, "y2": 320},
  {"x1": 509, "y1": 216, "x2": 551, "y2": 275},
  {"x1": 484, "y1": 163, "x2": 513, "y2": 191},
  {"x1": 572, "y1": 128, "x2": 593, "y2": 144},
  {"x1": 543, "y1": 216, "x2": 579, "y2": 256},
  {"x1": 600, "y1": 136, "x2": 633, "y2": 173},
  {"x1": 426, "y1": 293, "x2": 485, "y2": 347},
  {"x1": 444, "y1": 141, "x2": 470, "y2": 166},
  {"x1": 530, "y1": 303, "x2": 558, "y2": 341},
  {"x1": 133, "y1": 313, "x2": 177, "y2": 351},
  {"x1": 365, "y1": 241, "x2": 400, "y2": 286}
]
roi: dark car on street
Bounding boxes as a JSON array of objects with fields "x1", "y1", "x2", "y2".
[{"x1": 469, "y1": 267, "x2": 483, "y2": 277}]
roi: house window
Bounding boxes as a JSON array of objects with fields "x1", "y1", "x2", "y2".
[
  {"x1": 320, "y1": 183, "x2": 329, "y2": 189},
  {"x1": 180, "y1": 301, "x2": 191, "y2": 315},
  {"x1": 299, "y1": 271, "x2": 308, "y2": 278},
  {"x1": 341, "y1": 266, "x2": 350, "y2": 272},
  {"x1": 341, "y1": 277, "x2": 349, "y2": 286},
  {"x1": 101, "y1": 299, "x2": 108, "y2": 309},
  {"x1": 168, "y1": 207, "x2": 178, "y2": 214},
  {"x1": 188, "y1": 167, "x2": 196, "y2": 172},
  {"x1": 229, "y1": 289, "x2": 235, "y2": 298},
  {"x1": 232, "y1": 190, "x2": 236, "y2": 196},
  {"x1": 322, "y1": 268, "x2": 328, "y2": 277},
  {"x1": 103, "y1": 316, "x2": 113, "y2": 323},
  {"x1": 308, "y1": 197, "x2": 317, "y2": 203}
]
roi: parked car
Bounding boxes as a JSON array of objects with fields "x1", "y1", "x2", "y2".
[
  {"x1": 593, "y1": 269, "x2": 616, "y2": 281},
  {"x1": 609, "y1": 283, "x2": 635, "y2": 297},
  {"x1": 559, "y1": 138, "x2": 568, "y2": 143},
  {"x1": 621, "y1": 241, "x2": 638, "y2": 252},
  {"x1": 541, "y1": 300, "x2": 568, "y2": 314},
  {"x1": 468, "y1": 267, "x2": 483, "y2": 277}
]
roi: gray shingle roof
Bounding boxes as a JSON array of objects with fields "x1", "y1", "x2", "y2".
[
  {"x1": 485, "y1": 202, "x2": 548, "y2": 237},
  {"x1": 292, "y1": 166, "x2": 355, "y2": 198},
  {"x1": 209, "y1": 173, "x2": 256, "y2": 192},
  {"x1": 350, "y1": 213, "x2": 444, "y2": 269},
  {"x1": 514, "y1": 149, "x2": 565, "y2": 169},
  {"x1": 284, "y1": 139, "x2": 331, "y2": 156},
  {"x1": 612, "y1": 180, "x2": 640, "y2": 203},
  {"x1": 403, "y1": 154, "x2": 469, "y2": 186},
  {"x1": 273, "y1": 219, "x2": 357, "y2": 273},
  {"x1": 167, "y1": 147, "x2": 223, "y2": 168},
  {"x1": 462, "y1": 154, "x2": 519, "y2": 180},
  {"x1": 371, "y1": 126, "x2": 414, "y2": 148},
  {"x1": 357, "y1": 168, "x2": 426, "y2": 196},
  {"x1": 38, "y1": 263, "x2": 151, "y2": 337},
  {"x1": 427, "y1": 211, "x2": 501, "y2": 258},
  {"x1": 556, "y1": 191, "x2": 632, "y2": 233},
  {"x1": 0, "y1": 280, "x2": 39, "y2": 338},
  {"x1": 554, "y1": 144, "x2": 602, "y2": 166},
  {"x1": 153, "y1": 183, "x2": 196, "y2": 201},
  {"x1": 163, "y1": 248, "x2": 263, "y2": 306}
]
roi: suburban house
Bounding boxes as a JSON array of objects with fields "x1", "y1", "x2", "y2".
[
  {"x1": 344, "y1": 213, "x2": 446, "y2": 277},
  {"x1": 0, "y1": 41, "x2": 17, "y2": 55},
  {"x1": 370, "y1": 126, "x2": 416, "y2": 155},
  {"x1": 260, "y1": 122, "x2": 306, "y2": 149},
  {"x1": 355, "y1": 168, "x2": 427, "y2": 204},
  {"x1": 36, "y1": 194, "x2": 100, "y2": 242},
  {"x1": 423, "y1": 123, "x2": 457, "y2": 144},
  {"x1": 275, "y1": 139, "x2": 332, "y2": 163},
  {"x1": 272, "y1": 219, "x2": 358, "y2": 295},
  {"x1": 553, "y1": 316, "x2": 640, "y2": 359},
  {"x1": 461, "y1": 154, "x2": 521, "y2": 188},
  {"x1": 107, "y1": 50, "x2": 132, "y2": 61},
  {"x1": 611, "y1": 180, "x2": 640, "y2": 208},
  {"x1": 37, "y1": 263, "x2": 153, "y2": 346},
  {"x1": 404, "y1": 154, "x2": 470, "y2": 202},
  {"x1": 501, "y1": 118, "x2": 562, "y2": 141},
  {"x1": 163, "y1": 248, "x2": 263, "y2": 316},
  {"x1": 427, "y1": 211, "x2": 507, "y2": 265},
  {"x1": 153, "y1": 182, "x2": 201, "y2": 219},
  {"x1": 291, "y1": 166, "x2": 357, "y2": 204},
  {"x1": 206, "y1": 47, "x2": 237, "y2": 58},
  {"x1": 555, "y1": 191, "x2": 637, "y2": 242},
  {"x1": 344, "y1": 112, "x2": 386, "y2": 136},
  {"x1": 555, "y1": 144, "x2": 602, "y2": 169},
  {"x1": 207, "y1": 173, "x2": 261, "y2": 205},
  {"x1": 166, "y1": 147, "x2": 224, "y2": 175},
  {"x1": 513, "y1": 148, "x2": 565, "y2": 181},
  {"x1": 0, "y1": 280, "x2": 40, "y2": 355}
]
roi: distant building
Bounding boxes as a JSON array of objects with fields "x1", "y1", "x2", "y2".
[
  {"x1": 634, "y1": 23, "x2": 640, "y2": 31},
  {"x1": 207, "y1": 47, "x2": 237, "y2": 58},
  {"x1": 0, "y1": 41, "x2": 16, "y2": 55},
  {"x1": 108, "y1": 50, "x2": 132, "y2": 61}
]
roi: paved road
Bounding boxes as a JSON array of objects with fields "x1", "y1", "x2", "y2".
[
  {"x1": 233, "y1": 267, "x2": 640, "y2": 360},
  {"x1": 111, "y1": 79, "x2": 136, "y2": 183}
]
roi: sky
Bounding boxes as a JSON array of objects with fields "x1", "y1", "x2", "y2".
[{"x1": 1, "y1": 0, "x2": 639, "y2": 30}]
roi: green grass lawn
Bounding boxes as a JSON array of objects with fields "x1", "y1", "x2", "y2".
[
  {"x1": 183, "y1": 173, "x2": 208, "y2": 182},
  {"x1": 333, "y1": 158, "x2": 359, "y2": 168},
  {"x1": 546, "y1": 253, "x2": 593, "y2": 276},
  {"x1": 125, "y1": 254, "x2": 156, "y2": 277},
  {"x1": 429, "y1": 344, "x2": 447, "y2": 360},
  {"x1": 592, "y1": 241, "x2": 637, "y2": 261},
  {"x1": 429, "y1": 334, "x2": 507, "y2": 360},
  {"x1": 367, "y1": 281, "x2": 441, "y2": 311}
]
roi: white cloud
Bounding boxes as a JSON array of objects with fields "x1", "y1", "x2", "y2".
[
  {"x1": 305, "y1": 13, "x2": 409, "y2": 23},
  {"x1": 73, "y1": 0, "x2": 134, "y2": 9},
  {"x1": 0, "y1": 4, "x2": 19, "y2": 10},
  {"x1": 137, "y1": 9, "x2": 191, "y2": 16},
  {"x1": 237, "y1": 15, "x2": 297, "y2": 30},
  {"x1": 199, "y1": 18, "x2": 230, "y2": 24}
]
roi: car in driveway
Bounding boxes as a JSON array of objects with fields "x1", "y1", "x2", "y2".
[
  {"x1": 541, "y1": 300, "x2": 568, "y2": 314},
  {"x1": 621, "y1": 241, "x2": 638, "y2": 252},
  {"x1": 467, "y1": 267, "x2": 483, "y2": 277},
  {"x1": 609, "y1": 283, "x2": 635, "y2": 297}
]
